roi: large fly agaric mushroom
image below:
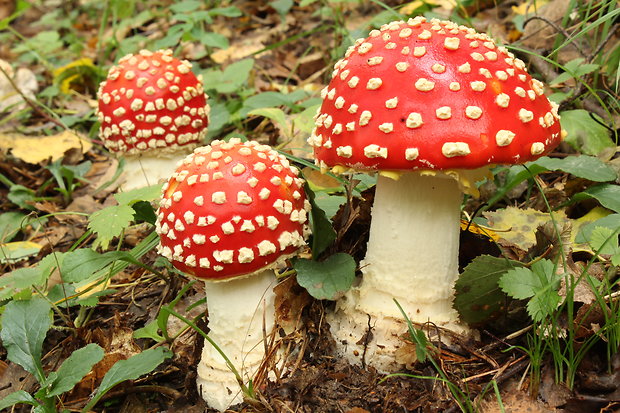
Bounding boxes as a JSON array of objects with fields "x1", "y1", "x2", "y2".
[
  {"x1": 155, "y1": 138, "x2": 310, "y2": 411},
  {"x1": 309, "y1": 17, "x2": 564, "y2": 372},
  {"x1": 97, "y1": 49, "x2": 209, "y2": 190}
]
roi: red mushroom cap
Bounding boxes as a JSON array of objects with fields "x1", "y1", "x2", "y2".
[
  {"x1": 310, "y1": 18, "x2": 563, "y2": 172},
  {"x1": 97, "y1": 49, "x2": 209, "y2": 155},
  {"x1": 155, "y1": 138, "x2": 310, "y2": 281}
]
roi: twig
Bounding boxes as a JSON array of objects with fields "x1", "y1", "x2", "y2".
[
  {"x1": 97, "y1": 384, "x2": 183, "y2": 402},
  {"x1": 522, "y1": 16, "x2": 586, "y2": 56},
  {"x1": 588, "y1": 23, "x2": 620, "y2": 63}
]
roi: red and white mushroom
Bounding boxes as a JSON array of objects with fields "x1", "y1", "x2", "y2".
[
  {"x1": 155, "y1": 138, "x2": 310, "y2": 410},
  {"x1": 97, "y1": 49, "x2": 209, "y2": 190},
  {"x1": 310, "y1": 17, "x2": 564, "y2": 372}
]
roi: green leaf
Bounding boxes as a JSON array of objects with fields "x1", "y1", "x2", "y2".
[
  {"x1": 209, "y1": 6, "x2": 242, "y2": 17},
  {"x1": 313, "y1": 193, "x2": 346, "y2": 221},
  {"x1": 295, "y1": 253, "x2": 356, "y2": 300},
  {"x1": 550, "y1": 58, "x2": 600, "y2": 85},
  {"x1": 84, "y1": 347, "x2": 172, "y2": 412},
  {"x1": 270, "y1": 0, "x2": 293, "y2": 16},
  {"x1": 0, "y1": 390, "x2": 38, "y2": 410},
  {"x1": 454, "y1": 255, "x2": 522, "y2": 325},
  {"x1": 0, "y1": 267, "x2": 47, "y2": 300},
  {"x1": 0, "y1": 298, "x2": 51, "y2": 382},
  {"x1": 88, "y1": 204, "x2": 136, "y2": 249},
  {"x1": 170, "y1": 0, "x2": 202, "y2": 13},
  {"x1": 0, "y1": 211, "x2": 28, "y2": 242},
  {"x1": 241, "y1": 91, "x2": 295, "y2": 116},
  {"x1": 209, "y1": 58, "x2": 254, "y2": 94},
  {"x1": 499, "y1": 259, "x2": 561, "y2": 322},
  {"x1": 588, "y1": 226, "x2": 620, "y2": 256},
  {"x1": 248, "y1": 108, "x2": 287, "y2": 129},
  {"x1": 45, "y1": 344, "x2": 104, "y2": 397},
  {"x1": 0, "y1": 0, "x2": 31, "y2": 31},
  {"x1": 531, "y1": 156, "x2": 616, "y2": 182},
  {"x1": 59, "y1": 249, "x2": 142, "y2": 283},
  {"x1": 559, "y1": 110, "x2": 615, "y2": 155},
  {"x1": 197, "y1": 31, "x2": 229, "y2": 49},
  {"x1": 582, "y1": 184, "x2": 620, "y2": 213},
  {"x1": 132, "y1": 201, "x2": 157, "y2": 224},
  {"x1": 133, "y1": 320, "x2": 165, "y2": 342},
  {"x1": 304, "y1": 183, "x2": 336, "y2": 257},
  {"x1": 575, "y1": 214, "x2": 620, "y2": 243},
  {"x1": 114, "y1": 184, "x2": 162, "y2": 205}
]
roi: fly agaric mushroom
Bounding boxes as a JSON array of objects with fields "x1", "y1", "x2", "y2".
[
  {"x1": 309, "y1": 17, "x2": 564, "y2": 372},
  {"x1": 155, "y1": 138, "x2": 310, "y2": 411},
  {"x1": 97, "y1": 49, "x2": 209, "y2": 190}
]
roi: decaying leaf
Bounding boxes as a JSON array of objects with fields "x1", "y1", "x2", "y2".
[
  {"x1": 0, "y1": 59, "x2": 38, "y2": 113},
  {"x1": 484, "y1": 207, "x2": 568, "y2": 258},
  {"x1": 0, "y1": 130, "x2": 92, "y2": 164}
]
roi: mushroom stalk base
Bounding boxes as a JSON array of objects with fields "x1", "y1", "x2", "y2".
[
  {"x1": 197, "y1": 270, "x2": 277, "y2": 411},
  {"x1": 329, "y1": 173, "x2": 467, "y2": 373},
  {"x1": 119, "y1": 152, "x2": 187, "y2": 191}
]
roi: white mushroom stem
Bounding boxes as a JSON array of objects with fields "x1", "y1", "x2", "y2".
[
  {"x1": 197, "y1": 270, "x2": 276, "y2": 412},
  {"x1": 329, "y1": 172, "x2": 467, "y2": 373},
  {"x1": 120, "y1": 152, "x2": 187, "y2": 191}
]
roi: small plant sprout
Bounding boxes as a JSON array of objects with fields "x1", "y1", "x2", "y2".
[
  {"x1": 155, "y1": 138, "x2": 310, "y2": 411},
  {"x1": 309, "y1": 17, "x2": 565, "y2": 372},
  {"x1": 97, "y1": 49, "x2": 210, "y2": 190}
]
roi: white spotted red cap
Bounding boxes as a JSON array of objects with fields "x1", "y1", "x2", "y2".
[
  {"x1": 97, "y1": 49, "x2": 209, "y2": 155},
  {"x1": 310, "y1": 18, "x2": 563, "y2": 172},
  {"x1": 155, "y1": 138, "x2": 310, "y2": 281}
]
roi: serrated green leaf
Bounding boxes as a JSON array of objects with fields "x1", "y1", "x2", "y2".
[
  {"x1": 114, "y1": 184, "x2": 162, "y2": 205},
  {"x1": 588, "y1": 226, "x2": 620, "y2": 256},
  {"x1": 84, "y1": 347, "x2": 172, "y2": 411},
  {"x1": 531, "y1": 156, "x2": 617, "y2": 182},
  {"x1": 46, "y1": 343, "x2": 104, "y2": 397},
  {"x1": 499, "y1": 259, "x2": 561, "y2": 322},
  {"x1": 88, "y1": 204, "x2": 135, "y2": 249},
  {"x1": 454, "y1": 255, "x2": 522, "y2": 325},
  {"x1": 295, "y1": 253, "x2": 355, "y2": 300},
  {"x1": 0, "y1": 390, "x2": 38, "y2": 410},
  {"x1": 499, "y1": 267, "x2": 537, "y2": 300},
  {"x1": 0, "y1": 298, "x2": 51, "y2": 382},
  {"x1": 526, "y1": 290, "x2": 562, "y2": 322},
  {"x1": 559, "y1": 110, "x2": 615, "y2": 155},
  {"x1": 304, "y1": 183, "x2": 336, "y2": 257},
  {"x1": 575, "y1": 214, "x2": 620, "y2": 244},
  {"x1": 59, "y1": 249, "x2": 142, "y2": 283}
]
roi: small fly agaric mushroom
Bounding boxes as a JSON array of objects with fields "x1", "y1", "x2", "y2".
[
  {"x1": 309, "y1": 17, "x2": 564, "y2": 372},
  {"x1": 155, "y1": 138, "x2": 310, "y2": 411},
  {"x1": 97, "y1": 49, "x2": 209, "y2": 190}
]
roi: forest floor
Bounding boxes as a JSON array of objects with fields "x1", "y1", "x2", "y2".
[{"x1": 1, "y1": 0, "x2": 619, "y2": 412}]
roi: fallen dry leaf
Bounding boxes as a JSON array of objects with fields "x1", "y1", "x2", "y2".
[
  {"x1": 0, "y1": 129, "x2": 92, "y2": 164},
  {"x1": 0, "y1": 58, "x2": 38, "y2": 113}
]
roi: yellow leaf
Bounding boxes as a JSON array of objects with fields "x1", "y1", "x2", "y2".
[
  {"x1": 512, "y1": 0, "x2": 550, "y2": 15},
  {"x1": 484, "y1": 207, "x2": 567, "y2": 250},
  {"x1": 0, "y1": 129, "x2": 92, "y2": 164},
  {"x1": 0, "y1": 241, "x2": 42, "y2": 263},
  {"x1": 401, "y1": 0, "x2": 457, "y2": 14},
  {"x1": 460, "y1": 219, "x2": 501, "y2": 242},
  {"x1": 53, "y1": 58, "x2": 97, "y2": 93}
]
